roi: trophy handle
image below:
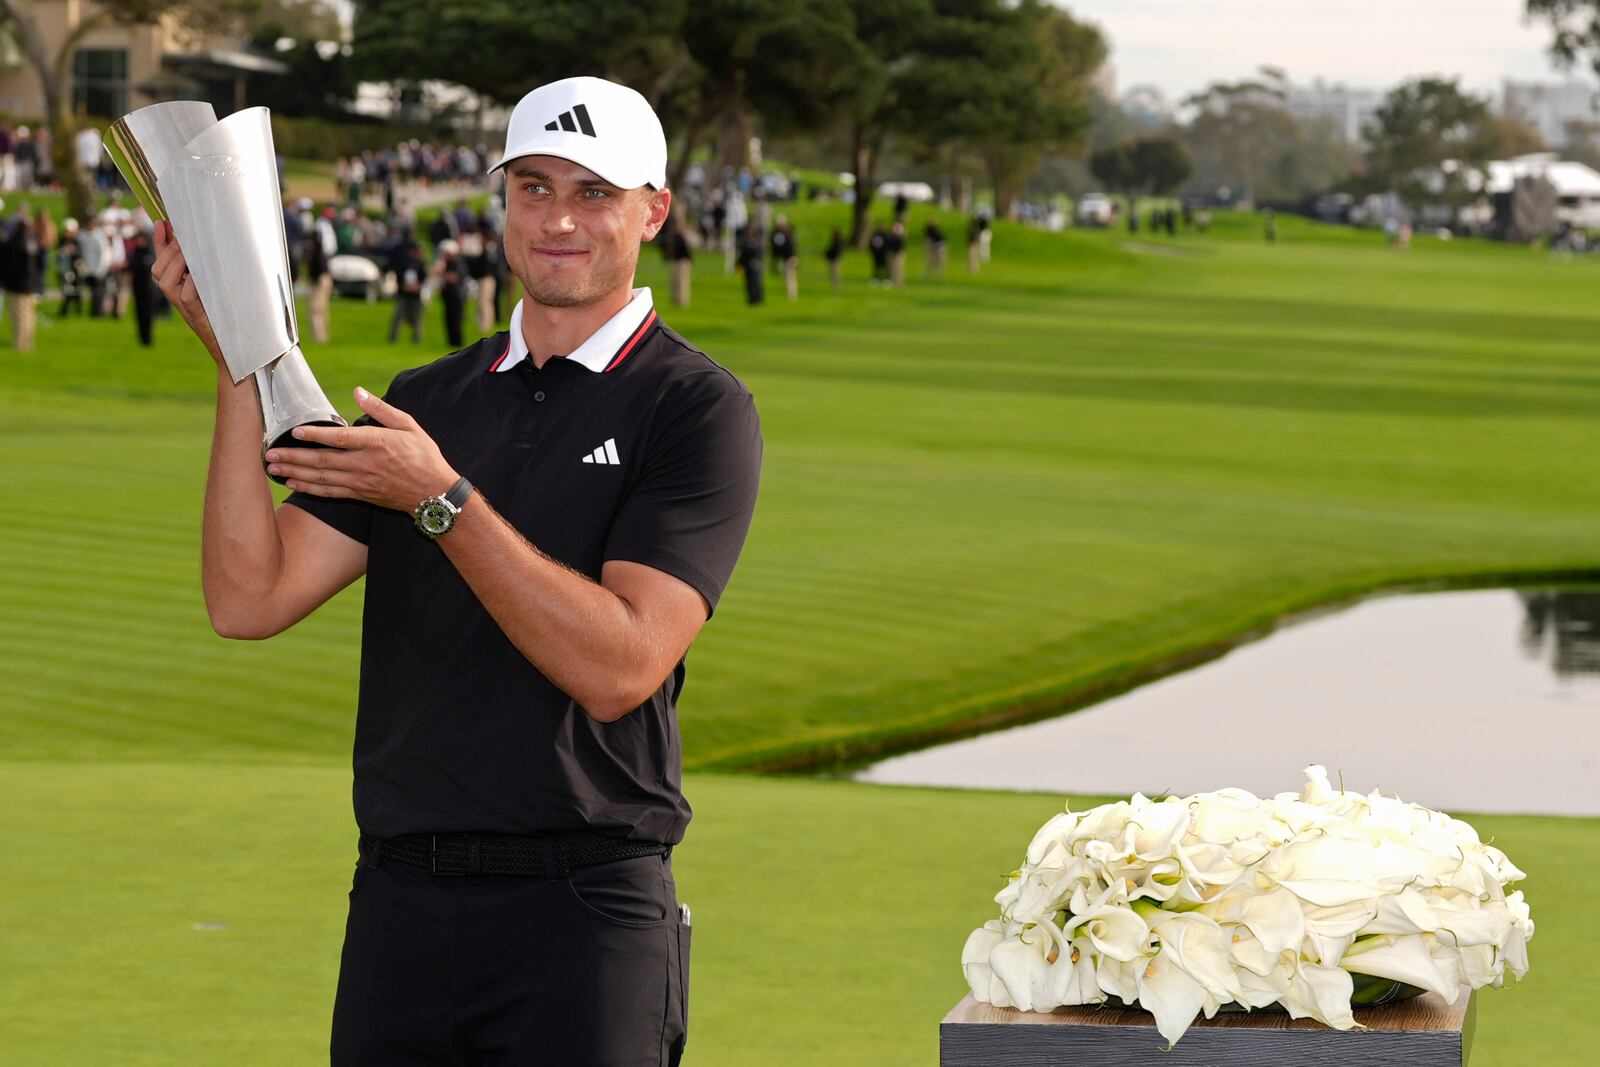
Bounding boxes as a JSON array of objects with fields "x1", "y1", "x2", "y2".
[{"x1": 255, "y1": 344, "x2": 347, "y2": 485}]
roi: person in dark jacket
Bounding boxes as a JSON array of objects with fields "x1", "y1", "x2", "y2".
[
  {"x1": 737, "y1": 224, "x2": 765, "y2": 305},
  {"x1": 770, "y1": 215, "x2": 797, "y2": 300},
  {"x1": 388, "y1": 242, "x2": 426, "y2": 343},
  {"x1": 924, "y1": 219, "x2": 947, "y2": 280},
  {"x1": 1, "y1": 205, "x2": 42, "y2": 349},
  {"x1": 886, "y1": 221, "x2": 906, "y2": 287},
  {"x1": 307, "y1": 229, "x2": 333, "y2": 343},
  {"x1": 868, "y1": 225, "x2": 890, "y2": 286},
  {"x1": 57, "y1": 218, "x2": 85, "y2": 316},
  {"x1": 129, "y1": 227, "x2": 158, "y2": 346},
  {"x1": 824, "y1": 228, "x2": 844, "y2": 291},
  {"x1": 662, "y1": 214, "x2": 694, "y2": 308},
  {"x1": 435, "y1": 238, "x2": 467, "y2": 348}
]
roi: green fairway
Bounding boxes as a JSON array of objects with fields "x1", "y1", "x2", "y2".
[
  {"x1": 1, "y1": 763, "x2": 1586, "y2": 1066},
  {"x1": 4, "y1": 203, "x2": 1599, "y2": 1062},
  {"x1": 6, "y1": 208, "x2": 1600, "y2": 770}
]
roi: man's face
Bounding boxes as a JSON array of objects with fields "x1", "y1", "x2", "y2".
[{"x1": 502, "y1": 155, "x2": 670, "y2": 309}]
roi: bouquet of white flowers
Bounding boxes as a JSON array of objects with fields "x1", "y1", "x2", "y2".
[{"x1": 961, "y1": 766, "x2": 1532, "y2": 1047}]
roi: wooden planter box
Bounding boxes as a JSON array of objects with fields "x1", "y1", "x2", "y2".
[{"x1": 941, "y1": 988, "x2": 1474, "y2": 1066}]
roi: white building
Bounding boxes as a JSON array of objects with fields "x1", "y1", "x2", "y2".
[
  {"x1": 1285, "y1": 78, "x2": 1383, "y2": 144},
  {"x1": 1484, "y1": 152, "x2": 1600, "y2": 229},
  {"x1": 1501, "y1": 79, "x2": 1600, "y2": 149}
]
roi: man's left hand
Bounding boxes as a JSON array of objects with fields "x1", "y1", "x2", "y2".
[{"x1": 265, "y1": 387, "x2": 459, "y2": 512}]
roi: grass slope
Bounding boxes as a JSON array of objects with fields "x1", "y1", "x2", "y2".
[{"x1": 3, "y1": 207, "x2": 1600, "y2": 770}]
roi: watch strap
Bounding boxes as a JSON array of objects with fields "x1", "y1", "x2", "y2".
[{"x1": 444, "y1": 476, "x2": 473, "y2": 509}]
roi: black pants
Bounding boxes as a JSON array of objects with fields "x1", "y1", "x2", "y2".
[
  {"x1": 390, "y1": 295, "x2": 423, "y2": 342},
  {"x1": 331, "y1": 842, "x2": 690, "y2": 1066},
  {"x1": 133, "y1": 279, "x2": 154, "y2": 346},
  {"x1": 442, "y1": 289, "x2": 465, "y2": 348}
]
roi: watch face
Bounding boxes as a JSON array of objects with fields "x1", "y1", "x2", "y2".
[{"x1": 417, "y1": 499, "x2": 454, "y2": 537}]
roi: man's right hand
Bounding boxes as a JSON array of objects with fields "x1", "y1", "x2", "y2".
[{"x1": 152, "y1": 220, "x2": 225, "y2": 369}]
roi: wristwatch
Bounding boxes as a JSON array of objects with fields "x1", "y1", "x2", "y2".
[{"x1": 414, "y1": 476, "x2": 473, "y2": 540}]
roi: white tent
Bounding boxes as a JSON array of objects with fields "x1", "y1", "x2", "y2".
[{"x1": 1485, "y1": 154, "x2": 1600, "y2": 228}]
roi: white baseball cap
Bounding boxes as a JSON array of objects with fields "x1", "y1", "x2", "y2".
[{"x1": 493, "y1": 76, "x2": 667, "y2": 190}]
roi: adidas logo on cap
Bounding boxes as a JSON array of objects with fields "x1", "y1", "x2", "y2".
[{"x1": 545, "y1": 103, "x2": 597, "y2": 137}]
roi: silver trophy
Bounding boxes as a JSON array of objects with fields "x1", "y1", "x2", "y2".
[{"x1": 106, "y1": 102, "x2": 345, "y2": 483}]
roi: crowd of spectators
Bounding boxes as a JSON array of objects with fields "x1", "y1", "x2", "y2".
[
  {"x1": 279, "y1": 187, "x2": 511, "y2": 347},
  {"x1": 4, "y1": 127, "x2": 997, "y2": 353},
  {"x1": 661, "y1": 166, "x2": 991, "y2": 308},
  {"x1": 331, "y1": 141, "x2": 503, "y2": 215}
]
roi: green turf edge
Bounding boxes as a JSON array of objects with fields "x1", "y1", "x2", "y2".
[{"x1": 695, "y1": 563, "x2": 1600, "y2": 774}]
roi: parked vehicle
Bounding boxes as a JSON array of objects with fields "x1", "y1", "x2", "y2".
[
  {"x1": 1076, "y1": 193, "x2": 1114, "y2": 226},
  {"x1": 330, "y1": 253, "x2": 392, "y2": 302},
  {"x1": 876, "y1": 180, "x2": 936, "y2": 203}
]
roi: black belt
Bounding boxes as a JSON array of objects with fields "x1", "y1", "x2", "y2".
[{"x1": 362, "y1": 831, "x2": 670, "y2": 878}]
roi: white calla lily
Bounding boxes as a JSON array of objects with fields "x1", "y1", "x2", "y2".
[
  {"x1": 1234, "y1": 951, "x2": 1294, "y2": 1008},
  {"x1": 1205, "y1": 886, "x2": 1305, "y2": 957},
  {"x1": 1364, "y1": 886, "x2": 1437, "y2": 936},
  {"x1": 986, "y1": 924, "x2": 1055, "y2": 1012},
  {"x1": 1281, "y1": 960, "x2": 1358, "y2": 1031},
  {"x1": 1062, "y1": 894, "x2": 1152, "y2": 963},
  {"x1": 1225, "y1": 924, "x2": 1284, "y2": 978},
  {"x1": 1135, "y1": 950, "x2": 1210, "y2": 1047},
  {"x1": 1341, "y1": 933, "x2": 1458, "y2": 1002},
  {"x1": 962, "y1": 768, "x2": 1532, "y2": 1047},
  {"x1": 1145, "y1": 910, "x2": 1243, "y2": 1006},
  {"x1": 1094, "y1": 952, "x2": 1144, "y2": 1004},
  {"x1": 1128, "y1": 798, "x2": 1191, "y2": 860},
  {"x1": 960, "y1": 921, "x2": 1010, "y2": 1007}
]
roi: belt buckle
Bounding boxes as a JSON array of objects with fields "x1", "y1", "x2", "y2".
[{"x1": 430, "y1": 833, "x2": 468, "y2": 876}]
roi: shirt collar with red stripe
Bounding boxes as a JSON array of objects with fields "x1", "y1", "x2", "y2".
[{"x1": 489, "y1": 287, "x2": 657, "y2": 375}]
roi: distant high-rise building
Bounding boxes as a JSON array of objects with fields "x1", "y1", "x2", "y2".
[
  {"x1": 1502, "y1": 78, "x2": 1600, "y2": 148},
  {"x1": 1285, "y1": 79, "x2": 1383, "y2": 144},
  {"x1": 1119, "y1": 84, "x2": 1171, "y2": 127}
]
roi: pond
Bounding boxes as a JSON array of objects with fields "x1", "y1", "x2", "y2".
[{"x1": 851, "y1": 588, "x2": 1600, "y2": 816}]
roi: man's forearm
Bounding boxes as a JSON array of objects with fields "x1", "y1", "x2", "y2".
[
  {"x1": 260, "y1": 390, "x2": 696, "y2": 714},
  {"x1": 437, "y1": 494, "x2": 658, "y2": 722},
  {"x1": 201, "y1": 370, "x2": 285, "y2": 635}
]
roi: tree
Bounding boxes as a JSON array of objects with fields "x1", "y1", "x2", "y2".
[
  {"x1": 1089, "y1": 136, "x2": 1190, "y2": 209},
  {"x1": 351, "y1": 1, "x2": 687, "y2": 105},
  {"x1": 1176, "y1": 74, "x2": 1359, "y2": 204},
  {"x1": 246, "y1": 1, "x2": 358, "y2": 120},
  {"x1": 892, "y1": 0, "x2": 1105, "y2": 219},
  {"x1": 973, "y1": 0, "x2": 1104, "y2": 216},
  {"x1": 1129, "y1": 136, "x2": 1192, "y2": 197},
  {"x1": 352, "y1": 1, "x2": 859, "y2": 202},
  {"x1": 828, "y1": 0, "x2": 929, "y2": 245},
  {"x1": 1088, "y1": 141, "x2": 1135, "y2": 199},
  {"x1": 1564, "y1": 117, "x2": 1600, "y2": 169},
  {"x1": 1178, "y1": 76, "x2": 1300, "y2": 203},
  {"x1": 0, "y1": 0, "x2": 252, "y2": 220},
  {"x1": 678, "y1": 0, "x2": 863, "y2": 176},
  {"x1": 1491, "y1": 114, "x2": 1548, "y2": 158},
  {"x1": 251, "y1": 0, "x2": 343, "y2": 41},
  {"x1": 1527, "y1": 1, "x2": 1600, "y2": 75},
  {"x1": 1362, "y1": 77, "x2": 1498, "y2": 213}
]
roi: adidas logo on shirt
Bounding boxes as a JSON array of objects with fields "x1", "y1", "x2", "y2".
[
  {"x1": 545, "y1": 103, "x2": 597, "y2": 137},
  {"x1": 582, "y1": 438, "x2": 621, "y2": 465}
]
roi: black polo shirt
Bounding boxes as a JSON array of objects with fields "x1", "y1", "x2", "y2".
[{"x1": 284, "y1": 304, "x2": 762, "y2": 845}]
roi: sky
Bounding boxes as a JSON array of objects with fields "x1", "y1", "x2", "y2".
[{"x1": 1061, "y1": 0, "x2": 1590, "y2": 102}]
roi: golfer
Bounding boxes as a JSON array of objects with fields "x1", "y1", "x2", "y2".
[{"x1": 152, "y1": 76, "x2": 763, "y2": 1065}]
